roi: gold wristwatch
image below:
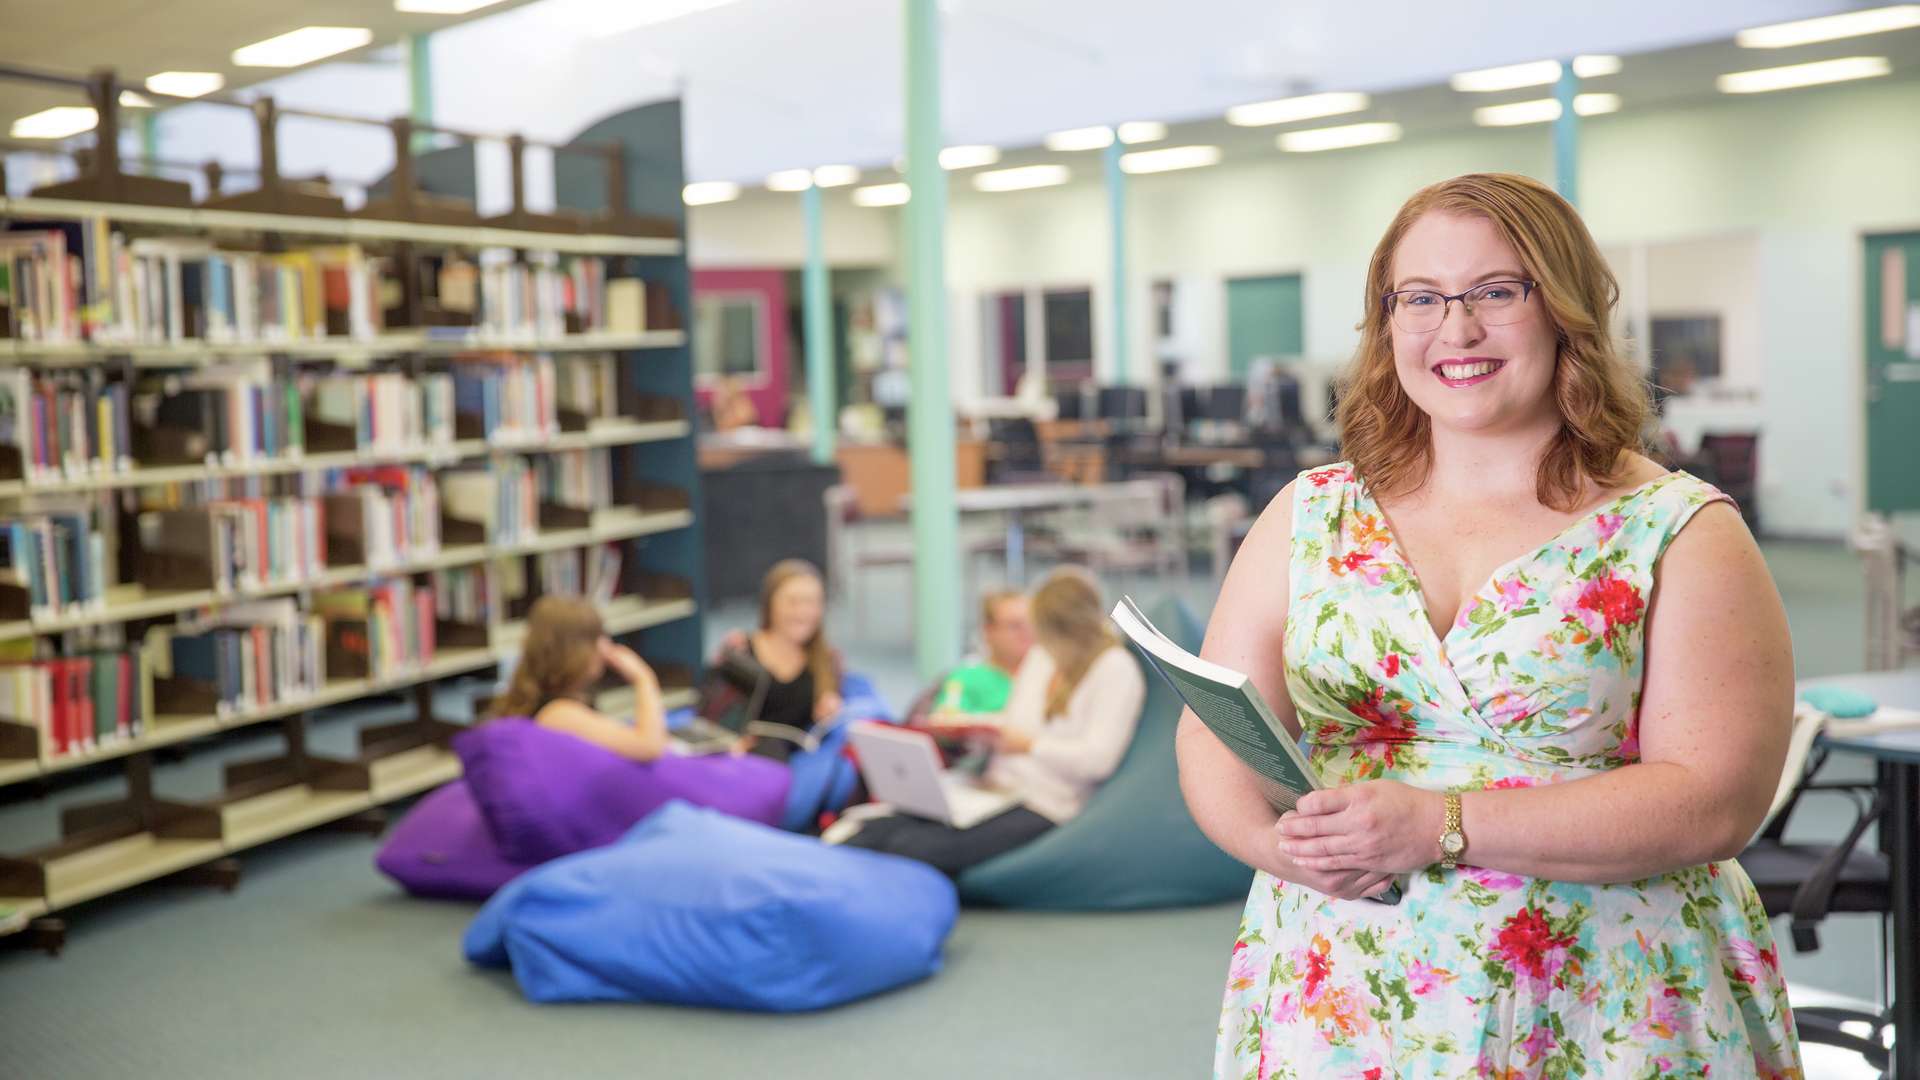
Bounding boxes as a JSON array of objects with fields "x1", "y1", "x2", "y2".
[{"x1": 1439, "y1": 792, "x2": 1467, "y2": 870}]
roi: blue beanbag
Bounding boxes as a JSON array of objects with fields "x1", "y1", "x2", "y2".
[
  {"x1": 779, "y1": 671, "x2": 896, "y2": 831},
  {"x1": 464, "y1": 801, "x2": 958, "y2": 1010},
  {"x1": 957, "y1": 597, "x2": 1255, "y2": 910}
]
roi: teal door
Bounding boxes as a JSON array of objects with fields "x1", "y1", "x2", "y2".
[
  {"x1": 1864, "y1": 233, "x2": 1920, "y2": 512},
  {"x1": 1226, "y1": 274, "x2": 1305, "y2": 379}
]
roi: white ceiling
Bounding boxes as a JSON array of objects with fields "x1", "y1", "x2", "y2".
[{"x1": 0, "y1": 0, "x2": 1901, "y2": 185}]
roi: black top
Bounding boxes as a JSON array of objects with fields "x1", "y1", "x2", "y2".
[{"x1": 747, "y1": 637, "x2": 816, "y2": 764}]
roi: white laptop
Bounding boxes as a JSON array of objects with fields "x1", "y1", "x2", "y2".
[{"x1": 848, "y1": 724, "x2": 1019, "y2": 829}]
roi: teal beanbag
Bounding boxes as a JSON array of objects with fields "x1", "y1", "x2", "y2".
[{"x1": 957, "y1": 597, "x2": 1255, "y2": 909}]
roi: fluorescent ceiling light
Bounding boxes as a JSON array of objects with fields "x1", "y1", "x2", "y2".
[
  {"x1": 1717, "y1": 56, "x2": 1891, "y2": 93},
  {"x1": 11, "y1": 106, "x2": 97, "y2": 139},
  {"x1": 1737, "y1": 5, "x2": 1920, "y2": 47},
  {"x1": 853, "y1": 183, "x2": 910, "y2": 207},
  {"x1": 1226, "y1": 91, "x2": 1369, "y2": 127},
  {"x1": 396, "y1": 0, "x2": 510, "y2": 11},
  {"x1": 145, "y1": 71, "x2": 225, "y2": 98},
  {"x1": 1277, "y1": 121, "x2": 1402, "y2": 152},
  {"x1": 973, "y1": 164, "x2": 1071, "y2": 192},
  {"x1": 118, "y1": 92, "x2": 153, "y2": 108},
  {"x1": 1572, "y1": 55, "x2": 1621, "y2": 78},
  {"x1": 811, "y1": 165, "x2": 860, "y2": 187},
  {"x1": 599, "y1": 0, "x2": 740, "y2": 35},
  {"x1": 1044, "y1": 125, "x2": 1113, "y2": 151},
  {"x1": 682, "y1": 181, "x2": 740, "y2": 205},
  {"x1": 1451, "y1": 60, "x2": 1562, "y2": 92},
  {"x1": 1117, "y1": 121, "x2": 1166, "y2": 144},
  {"x1": 1473, "y1": 94, "x2": 1621, "y2": 126},
  {"x1": 940, "y1": 145, "x2": 1000, "y2": 169},
  {"x1": 1119, "y1": 145, "x2": 1221, "y2": 174},
  {"x1": 232, "y1": 26, "x2": 375, "y2": 67},
  {"x1": 765, "y1": 169, "x2": 813, "y2": 192}
]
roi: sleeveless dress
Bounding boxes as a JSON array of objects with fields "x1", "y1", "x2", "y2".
[{"x1": 1214, "y1": 464, "x2": 1802, "y2": 1080}]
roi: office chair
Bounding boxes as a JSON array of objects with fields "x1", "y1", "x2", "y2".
[{"x1": 1741, "y1": 705, "x2": 1894, "y2": 1073}]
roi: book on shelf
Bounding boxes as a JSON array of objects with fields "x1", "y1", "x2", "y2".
[
  {"x1": 1109, "y1": 596, "x2": 1403, "y2": 906},
  {"x1": 137, "y1": 362, "x2": 305, "y2": 467},
  {"x1": 432, "y1": 563, "x2": 499, "y2": 627},
  {"x1": 0, "y1": 505, "x2": 106, "y2": 618},
  {"x1": 442, "y1": 462, "x2": 536, "y2": 546},
  {"x1": 536, "y1": 550, "x2": 584, "y2": 600},
  {"x1": 0, "y1": 640, "x2": 149, "y2": 759},
  {"x1": 555, "y1": 353, "x2": 624, "y2": 425},
  {"x1": 321, "y1": 465, "x2": 440, "y2": 569},
  {"x1": 155, "y1": 599, "x2": 325, "y2": 719},
  {"x1": 605, "y1": 278, "x2": 678, "y2": 334},
  {"x1": 137, "y1": 496, "x2": 326, "y2": 595},
  {"x1": 0, "y1": 227, "x2": 79, "y2": 343},
  {"x1": 536, "y1": 448, "x2": 613, "y2": 512},
  {"x1": 312, "y1": 579, "x2": 436, "y2": 682},
  {"x1": 307, "y1": 370, "x2": 455, "y2": 455},
  {"x1": 587, "y1": 543, "x2": 622, "y2": 606},
  {"x1": 451, "y1": 354, "x2": 556, "y2": 445},
  {"x1": 0, "y1": 368, "x2": 134, "y2": 480}
]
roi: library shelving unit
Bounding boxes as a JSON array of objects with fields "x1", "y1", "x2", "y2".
[{"x1": 0, "y1": 98, "x2": 706, "y2": 947}]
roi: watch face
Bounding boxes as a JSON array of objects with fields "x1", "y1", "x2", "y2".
[{"x1": 1441, "y1": 832, "x2": 1466, "y2": 856}]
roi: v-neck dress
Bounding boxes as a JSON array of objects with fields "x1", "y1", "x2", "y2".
[{"x1": 1213, "y1": 463, "x2": 1801, "y2": 1080}]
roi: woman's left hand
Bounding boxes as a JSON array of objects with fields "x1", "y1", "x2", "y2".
[
  {"x1": 813, "y1": 691, "x2": 844, "y2": 722},
  {"x1": 994, "y1": 727, "x2": 1034, "y2": 754},
  {"x1": 1274, "y1": 781, "x2": 1447, "y2": 876}
]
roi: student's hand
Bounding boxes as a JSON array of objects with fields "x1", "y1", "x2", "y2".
[
  {"x1": 813, "y1": 691, "x2": 844, "y2": 722},
  {"x1": 597, "y1": 639, "x2": 656, "y2": 686},
  {"x1": 711, "y1": 630, "x2": 749, "y2": 663},
  {"x1": 993, "y1": 727, "x2": 1034, "y2": 754},
  {"x1": 730, "y1": 735, "x2": 758, "y2": 756},
  {"x1": 1274, "y1": 780, "x2": 1447, "y2": 877}
]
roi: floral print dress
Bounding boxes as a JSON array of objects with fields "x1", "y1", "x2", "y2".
[{"x1": 1214, "y1": 464, "x2": 1801, "y2": 1080}]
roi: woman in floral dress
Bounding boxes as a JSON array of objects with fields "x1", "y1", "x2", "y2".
[{"x1": 1179, "y1": 173, "x2": 1801, "y2": 1078}]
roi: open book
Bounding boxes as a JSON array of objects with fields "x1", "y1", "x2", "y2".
[{"x1": 1111, "y1": 597, "x2": 1402, "y2": 906}]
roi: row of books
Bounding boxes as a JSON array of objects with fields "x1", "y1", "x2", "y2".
[
  {"x1": 0, "y1": 647, "x2": 150, "y2": 759},
  {"x1": 451, "y1": 354, "x2": 557, "y2": 445},
  {"x1": 0, "y1": 369, "x2": 135, "y2": 479},
  {"x1": 309, "y1": 371, "x2": 457, "y2": 456},
  {"x1": 556, "y1": 353, "x2": 623, "y2": 424},
  {"x1": 535, "y1": 544, "x2": 623, "y2": 606},
  {"x1": 140, "y1": 497, "x2": 329, "y2": 595},
  {"x1": 314, "y1": 579, "x2": 437, "y2": 682},
  {"x1": 0, "y1": 225, "x2": 389, "y2": 345},
  {"x1": 443, "y1": 461, "x2": 537, "y2": 546},
  {"x1": 323, "y1": 466, "x2": 442, "y2": 570},
  {"x1": 164, "y1": 600, "x2": 327, "y2": 719},
  {"x1": 1, "y1": 509, "x2": 106, "y2": 617},
  {"x1": 536, "y1": 449, "x2": 613, "y2": 511},
  {"x1": 432, "y1": 564, "x2": 497, "y2": 626}
]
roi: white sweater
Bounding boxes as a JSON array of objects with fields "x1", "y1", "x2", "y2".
[{"x1": 984, "y1": 644, "x2": 1145, "y2": 824}]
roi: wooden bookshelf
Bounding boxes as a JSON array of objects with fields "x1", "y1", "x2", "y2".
[{"x1": 0, "y1": 97, "x2": 708, "y2": 931}]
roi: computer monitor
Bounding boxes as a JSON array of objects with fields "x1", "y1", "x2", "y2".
[
  {"x1": 1202, "y1": 384, "x2": 1247, "y2": 423},
  {"x1": 1097, "y1": 386, "x2": 1148, "y2": 423},
  {"x1": 1178, "y1": 387, "x2": 1204, "y2": 425},
  {"x1": 1054, "y1": 388, "x2": 1086, "y2": 420}
]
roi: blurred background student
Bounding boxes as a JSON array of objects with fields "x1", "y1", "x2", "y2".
[
  {"x1": 487, "y1": 596, "x2": 669, "y2": 762},
  {"x1": 704, "y1": 559, "x2": 844, "y2": 763}
]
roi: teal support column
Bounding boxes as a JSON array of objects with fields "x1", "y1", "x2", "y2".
[
  {"x1": 904, "y1": 0, "x2": 962, "y2": 679},
  {"x1": 802, "y1": 182, "x2": 837, "y2": 465},
  {"x1": 140, "y1": 113, "x2": 159, "y2": 176},
  {"x1": 1104, "y1": 136, "x2": 1130, "y2": 386},
  {"x1": 1553, "y1": 61, "x2": 1578, "y2": 207},
  {"x1": 407, "y1": 34, "x2": 434, "y2": 155}
]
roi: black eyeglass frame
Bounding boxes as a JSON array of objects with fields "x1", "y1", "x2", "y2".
[{"x1": 1380, "y1": 279, "x2": 1538, "y2": 329}]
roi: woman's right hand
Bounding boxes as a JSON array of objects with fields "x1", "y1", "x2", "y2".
[
  {"x1": 598, "y1": 639, "x2": 657, "y2": 686},
  {"x1": 1267, "y1": 818, "x2": 1397, "y2": 900}
]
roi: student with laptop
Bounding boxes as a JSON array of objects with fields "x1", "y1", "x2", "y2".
[{"x1": 838, "y1": 568, "x2": 1145, "y2": 876}]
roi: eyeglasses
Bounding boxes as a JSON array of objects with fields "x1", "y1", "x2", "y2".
[{"x1": 1381, "y1": 279, "x2": 1536, "y2": 334}]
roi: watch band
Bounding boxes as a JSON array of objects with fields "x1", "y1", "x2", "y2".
[{"x1": 1441, "y1": 792, "x2": 1463, "y2": 870}]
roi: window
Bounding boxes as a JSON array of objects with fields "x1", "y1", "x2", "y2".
[
  {"x1": 693, "y1": 294, "x2": 765, "y2": 382},
  {"x1": 1043, "y1": 288, "x2": 1093, "y2": 384}
]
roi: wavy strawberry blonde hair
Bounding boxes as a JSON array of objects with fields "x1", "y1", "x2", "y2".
[{"x1": 1335, "y1": 172, "x2": 1650, "y2": 511}]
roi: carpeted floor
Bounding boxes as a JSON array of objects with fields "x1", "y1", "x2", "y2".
[{"x1": 0, "y1": 538, "x2": 1896, "y2": 1079}]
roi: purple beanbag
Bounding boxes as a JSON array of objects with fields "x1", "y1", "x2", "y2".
[
  {"x1": 455, "y1": 718, "x2": 792, "y2": 864},
  {"x1": 375, "y1": 780, "x2": 537, "y2": 900}
]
